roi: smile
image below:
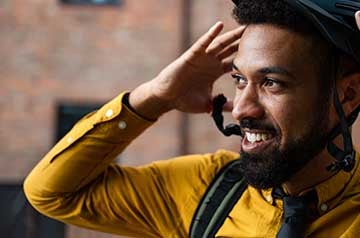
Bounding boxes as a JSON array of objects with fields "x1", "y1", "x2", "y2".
[
  {"x1": 242, "y1": 130, "x2": 277, "y2": 152},
  {"x1": 245, "y1": 132, "x2": 274, "y2": 144}
]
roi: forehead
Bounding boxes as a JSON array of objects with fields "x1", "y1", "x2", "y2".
[{"x1": 234, "y1": 24, "x2": 315, "y2": 73}]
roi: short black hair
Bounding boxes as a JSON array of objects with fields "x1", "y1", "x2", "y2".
[
  {"x1": 231, "y1": 0, "x2": 358, "y2": 76},
  {"x1": 232, "y1": 0, "x2": 320, "y2": 37}
]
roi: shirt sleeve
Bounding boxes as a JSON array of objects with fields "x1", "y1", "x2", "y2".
[
  {"x1": 23, "y1": 91, "x2": 239, "y2": 238},
  {"x1": 23, "y1": 91, "x2": 162, "y2": 237}
]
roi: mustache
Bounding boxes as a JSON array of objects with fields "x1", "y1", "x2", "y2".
[{"x1": 240, "y1": 118, "x2": 278, "y2": 133}]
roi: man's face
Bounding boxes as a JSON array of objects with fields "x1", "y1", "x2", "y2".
[{"x1": 232, "y1": 24, "x2": 331, "y2": 189}]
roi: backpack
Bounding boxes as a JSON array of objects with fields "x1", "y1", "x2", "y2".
[{"x1": 189, "y1": 159, "x2": 248, "y2": 238}]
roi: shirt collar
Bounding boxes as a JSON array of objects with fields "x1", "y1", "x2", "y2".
[
  {"x1": 315, "y1": 151, "x2": 360, "y2": 210},
  {"x1": 260, "y1": 152, "x2": 360, "y2": 211}
]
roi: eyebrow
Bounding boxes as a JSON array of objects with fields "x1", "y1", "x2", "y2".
[{"x1": 232, "y1": 63, "x2": 295, "y2": 79}]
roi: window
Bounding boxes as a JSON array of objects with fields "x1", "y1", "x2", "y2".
[
  {"x1": 0, "y1": 184, "x2": 64, "y2": 238},
  {"x1": 56, "y1": 102, "x2": 102, "y2": 140},
  {"x1": 0, "y1": 102, "x2": 104, "y2": 238}
]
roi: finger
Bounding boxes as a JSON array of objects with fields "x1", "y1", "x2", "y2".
[
  {"x1": 191, "y1": 22, "x2": 224, "y2": 52},
  {"x1": 221, "y1": 54, "x2": 237, "y2": 73},
  {"x1": 356, "y1": 11, "x2": 360, "y2": 30},
  {"x1": 206, "y1": 25, "x2": 246, "y2": 55},
  {"x1": 216, "y1": 40, "x2": 239, "y2": 60}
]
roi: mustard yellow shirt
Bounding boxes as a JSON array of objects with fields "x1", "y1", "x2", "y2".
[{"x1": 24, "y1": 92, "x2": 360, "y2": 238}]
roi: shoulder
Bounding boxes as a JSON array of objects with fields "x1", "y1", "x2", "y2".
[
  {"x1": 147, "y1": 149, "x2": 240, "y2": 207},
  {"x1": 146, "y1": 150, "x2": 239, "y2": 234},
  {"x1": 150, "y1": 149, "x2": 240, "y2": 186}
]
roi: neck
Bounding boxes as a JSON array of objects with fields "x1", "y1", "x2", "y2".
[
  {"x1": 283, "y1": 150, "x2": 336, "y2": 196},
  {"x1": 282, "y1": 136, "x2": 345, "y2": 196}
]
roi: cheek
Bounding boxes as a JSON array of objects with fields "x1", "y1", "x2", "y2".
[{"x1": 263, "y1": 96, "x2": 317, "y2": 142}]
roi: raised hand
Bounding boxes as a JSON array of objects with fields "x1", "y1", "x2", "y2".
[{"x1": 130, "y1": 23, "x2": 246, "y2": 119}]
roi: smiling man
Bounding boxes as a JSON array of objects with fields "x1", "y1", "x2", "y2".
[
  {"x1": 231, "y1": 23, "x2": 334, "y2": 191},
  {"x1": 24, "y1": 1, "x2": 360, "y2": 238}
]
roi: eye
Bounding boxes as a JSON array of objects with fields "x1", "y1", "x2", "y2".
[
  {"x1": 231, "y1": 74, "x2": 247, "y2": 87},
  {"x1": 263, "y1": 78, "x2": 282, "y2": 88}
]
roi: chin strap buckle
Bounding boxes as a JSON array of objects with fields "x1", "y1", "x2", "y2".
[{"x1": 326, "y1": 150, "x2": 356, "y2": 173}]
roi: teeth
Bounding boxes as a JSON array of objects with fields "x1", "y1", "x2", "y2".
[{"x1": 245, "y1": 132, "x2": 272, "y2": 144}]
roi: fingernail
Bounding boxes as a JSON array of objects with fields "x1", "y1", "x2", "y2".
[{"x1": 213, "y1": 21, "x2": 223, "y2": 28}]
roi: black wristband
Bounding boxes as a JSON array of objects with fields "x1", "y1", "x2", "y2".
[{"x1": 122, "y1": 92, "x2": 157, "y2": 122}]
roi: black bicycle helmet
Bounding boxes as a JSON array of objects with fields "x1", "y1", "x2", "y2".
[
  {"x1": 213, "y1": 0, "x2": 360, "y2": 172},
  {"x1": 285, "y1": 0, "x2": 360, "y2": 65}
]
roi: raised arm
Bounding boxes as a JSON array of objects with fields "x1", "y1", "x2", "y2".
[{"x1": 23, "y1": 23, "x2": 245, "y2": 237}]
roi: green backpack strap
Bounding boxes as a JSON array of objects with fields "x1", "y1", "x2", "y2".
[{"x1": 189, "y1": 159, "x2": 247, "y2": 238}]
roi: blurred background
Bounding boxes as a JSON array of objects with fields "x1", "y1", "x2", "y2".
[{"x1": 0, "y1": 0, "x2": 359, "y2": 238}]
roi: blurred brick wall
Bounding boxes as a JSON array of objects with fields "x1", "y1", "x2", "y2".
[
  {"x1": 0, "y1": 0, "x2": 183, "y2": 182},
  {"x1": 0, "y1": 0, "x2": 359, "y2": 238},
  {"x1": 0, "y1": 0, "x2": 183, "y2": 237}
]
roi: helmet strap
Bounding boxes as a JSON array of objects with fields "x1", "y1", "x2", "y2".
[
  {"x1": 326, "y1": 82, "x2": 356, "y2": 172},
  {"x1": 326, "y1": 55, "x2": 356, "y2": 172},
  {"x1": 211, "y1": 94, "x2": 242, "y2": 137}
]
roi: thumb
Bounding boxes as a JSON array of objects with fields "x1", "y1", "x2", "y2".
[{"x1": 356, "y1": 11, "x2": 360, "y2": 30}]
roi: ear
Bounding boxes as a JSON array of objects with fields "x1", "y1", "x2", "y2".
[{"x1": 337, "y1": 72, "x2": 360, "y2": 116}]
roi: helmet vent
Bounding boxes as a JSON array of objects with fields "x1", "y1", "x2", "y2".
[{"x1": 335, "y1": 2, "x2": 360, "y2": 13}]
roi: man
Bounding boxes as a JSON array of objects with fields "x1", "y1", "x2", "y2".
[{"x1": 24, "y1": 1, "x2": 360, "y2": 238}]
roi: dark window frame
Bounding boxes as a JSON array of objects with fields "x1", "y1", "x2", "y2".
[{"x1": 0, "y1": 183, "x2": 65, "y2": 238}]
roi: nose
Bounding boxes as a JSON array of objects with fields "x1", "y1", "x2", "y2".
[{"x1": 232, "y1": 84, "x2": 265, "y2": 121}]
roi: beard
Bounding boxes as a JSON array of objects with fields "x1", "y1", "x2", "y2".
[{"x1": 238, "y1": 105, "x2": 330, "y2": 190}]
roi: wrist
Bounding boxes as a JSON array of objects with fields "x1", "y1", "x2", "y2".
[{"x1": 128, "y1": 81, "x2": 172, "y2": 120}]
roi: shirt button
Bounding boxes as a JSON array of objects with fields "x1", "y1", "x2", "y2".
[
  {"x1": 320, "y1": 203, "x2": 328, "y2": 212},
  {"x1": 105, "y1": 109, "x2": 114, "y2": 118},
  {"x1": 118, "y1": 121, "x2": 127, "y2": 130},
  {"x1": 266, "y1": 195, "x2": 273, "y2": 203}
]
